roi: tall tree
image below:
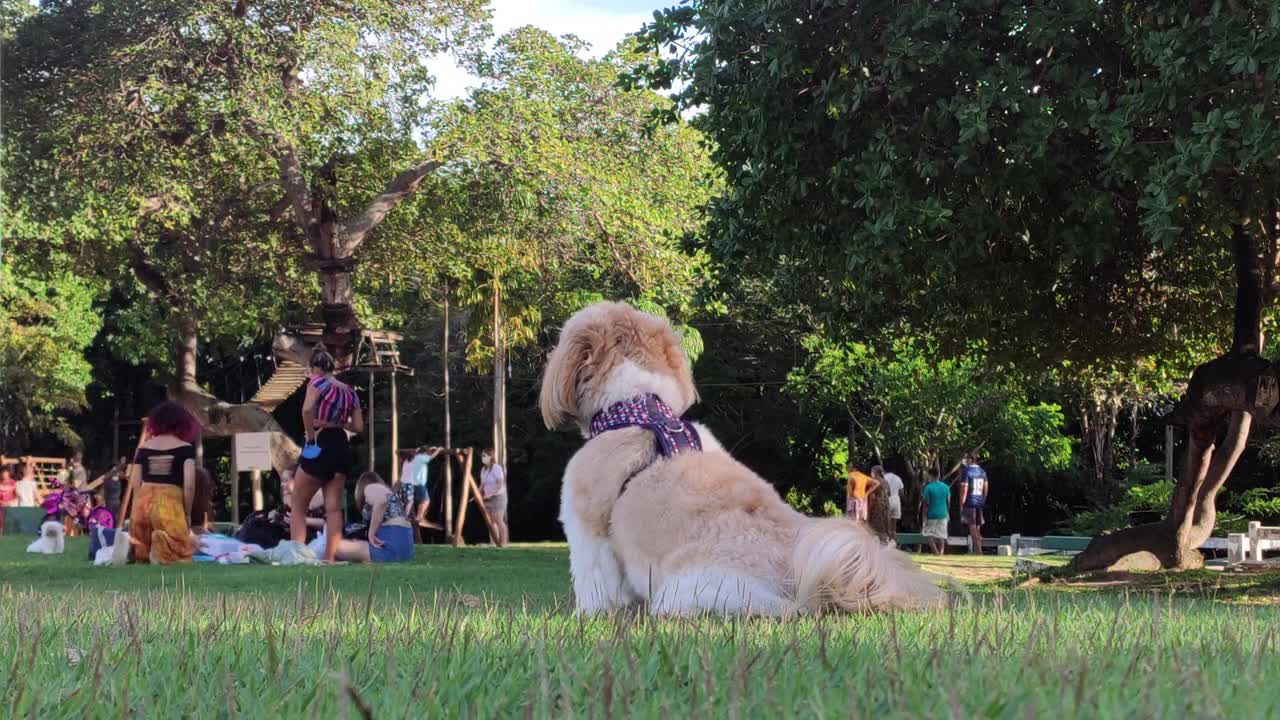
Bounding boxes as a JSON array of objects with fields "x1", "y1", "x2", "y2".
[
  {"x1": 3, "y1": 0, "x2": 488, "y2": 469},
  {"x1": 789, "y1": 335, "x2": 1072, "y2": 484},
  {"x1": 0, "y1": 264, "x2": 101, "y2": 451},
  {"x1": 641, "y1": 1, "x2": 1280, "y2": 569},
  {"x1": 359, "y1": 28, "x2": 717, "y2": 462}
]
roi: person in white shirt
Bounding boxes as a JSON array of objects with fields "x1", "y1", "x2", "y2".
[
  {"x1": 479, "y1": 448, "x2": 508, "y2": 546},
  {"x1": 15, "y1": 470, "x2": 39, "y2": 507},
  {"x1": 872, "y1": 466, "x2": 905, "y2": 542}
]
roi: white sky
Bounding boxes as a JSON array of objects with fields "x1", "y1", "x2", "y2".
[{"x1": 425, "y1": 0, "x2": 660, "y2": 99}]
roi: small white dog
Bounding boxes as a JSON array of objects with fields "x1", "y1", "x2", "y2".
[
  {"x1": 27, "y1": 520, "x2": 66, "y2": 555},
  {"x1": 542, "y1": 302, "x2": 945, "y2": 616}
]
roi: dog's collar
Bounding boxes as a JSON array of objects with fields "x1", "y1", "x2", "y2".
[{"x1": 590, "y1": 394, "x2": 702, "y2": 458}]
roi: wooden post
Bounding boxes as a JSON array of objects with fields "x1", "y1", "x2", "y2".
[
  {"x1": 112, "y1": 404, "x2": 120, "y2": 461},
  {"x1": 1248, "y1": 521, "x2": 1263, "y2": 562},
  {"x1": 251, "y1": 469, "x2": 263, "y2": 511},
  {"x1": 492, "y1": 277, "x2": 507, "y2": 467},
  {"x1": 443, "y1": 285, "x2": 453, "y2": 541},
  {"x1": 453, "y1": 449, "x2": 470, "y2": 546},
  {"x1": 390, "y1": 371, "x2": 399, "y2": 486},
  {"x1": 1165, "y1": 425, "x2": 1174, "y2": 482},
  {"x1": 367, "y1": 372, "x2": 376, "y2": 473},
  {"x1": 464, "y1": 457, "x2": 500, "y2": 545},
  {"x1": 230, "y1": 450, "x2": 240, "y2": 525}
]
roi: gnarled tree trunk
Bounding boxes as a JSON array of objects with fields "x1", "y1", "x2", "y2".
[
  {"x1": 168, "y1": 323, "x2": 301, "y2": 475},
  {"x1": 1073, "y1": 223, "x2": 1276, "y2": 571},
  {"x1": 1080, "y1": 396, "x2": 1120, "y2": 501}
]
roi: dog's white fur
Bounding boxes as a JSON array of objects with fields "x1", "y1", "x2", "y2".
[
  {"x1": 27, "y1": 521, "x2": 66, "y2": 555},
  {"x1": 542, "y1": 302, "x2": 945, "y2": 615}
]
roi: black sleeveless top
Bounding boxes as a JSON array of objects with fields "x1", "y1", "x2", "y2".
[{"x1": 135, "y1": 444, "x2": 196, "y2": 487}]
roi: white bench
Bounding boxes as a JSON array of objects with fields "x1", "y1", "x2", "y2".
[{"x1": 1227, "y1": 522, "x2": 1280, "y2": 564}]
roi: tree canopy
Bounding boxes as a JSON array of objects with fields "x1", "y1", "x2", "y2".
[
  {"x1": 640, "y1": 0, "x2": 1280, "y2": 569},
  {"x1": 0, "y1": 264, "x2": 100, "y2": 451},
  {"x1": 639, "y1": 1, "x2": 1277, "y2": 367},
  {"x1": 788, "y1": 335, "x2": 1072, "y2": 478}
]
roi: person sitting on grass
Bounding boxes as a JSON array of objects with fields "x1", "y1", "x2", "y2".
[
  {"x1": 920, "y1": 472, "x2": 951, "y2": 556},
  {"x1": 129, "y1": 402, "x2": 199, "y2": 565},
  {"x1": 332, "y1": 471, "x2": 415, "y2": 563}
]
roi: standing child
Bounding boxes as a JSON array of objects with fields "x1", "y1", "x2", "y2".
[{"x1": 14, "y1": 464, "x2": 39, "y2": 507}]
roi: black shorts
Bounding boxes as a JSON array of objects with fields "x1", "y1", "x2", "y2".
[
  {"x1": 299, "y1": 428, "x2": 353, "y2": 483},
  {"x1": 961, "y1": 506, "x2": 984, "y2": 527}
]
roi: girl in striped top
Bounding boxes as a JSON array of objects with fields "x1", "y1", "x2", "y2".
[{"x1": 292, "y1": 346, "x2": 365, "y2": 563}]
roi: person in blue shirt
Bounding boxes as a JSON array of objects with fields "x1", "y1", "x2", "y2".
[
  {"x1": 958, "y1": 452, "x2": 989, "y2": 555},
  {"x1": 405, "y1": 446, "x2": 442, "y2": 528}
]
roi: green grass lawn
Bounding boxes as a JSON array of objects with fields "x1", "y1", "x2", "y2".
[{"x1": 2, "y1": 537, "x2": 1278, "y2": 719}]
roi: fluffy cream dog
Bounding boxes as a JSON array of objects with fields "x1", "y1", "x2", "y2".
[
  {"x1": 27, "y1": 520, "x2": 66, "y2": 555},
  {"x1": 542, "y1": 302, "x2": 945, "y2": 615}
]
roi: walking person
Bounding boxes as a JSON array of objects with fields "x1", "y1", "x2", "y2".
[
  {"x1": 958, "y1": 452, "x2": 989, "y2": 555},
  {"x1": 845, "y1": 463, "x2": 879, "y2": 523},
  {"x1": 479, "y1": 448, "x2": 509, "y2": 546},
  {"x1": 872, "y1": 465, "x2": 904, "y2": 541},
  {"x1": 291, "y1": 347, "x2": 364, "y2": 564},
  {"x1": 920, "y1": 472, "x2": 950, "y2": 555}
]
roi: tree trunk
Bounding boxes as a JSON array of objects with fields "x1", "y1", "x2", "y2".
[
  {"x1": 1080, "y1": 398, "x2": 1119, "y2": 501},
  {"x1": 169, "y1": 323, "x2": 300, "y2": 475},
  {"x1": 442, "y1": 286, "x2": 454, "y2": 541},
  {"x1": 1072, "y1": 224, "x2": 1276, "y2": 572},
  {"x1": 901, "y1": 462, "x2": 923, "y2": 532},
  {"x1": 492, "y1": 277, "x2": 506, "y2": 465}
]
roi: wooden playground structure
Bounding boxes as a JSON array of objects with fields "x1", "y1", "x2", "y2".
[
  {"x1": 237, "y1": 317, "x2": 505, "y2": 547},
  {"x1": 0, "y1": 455, "x2": 66, "y2": 494}
]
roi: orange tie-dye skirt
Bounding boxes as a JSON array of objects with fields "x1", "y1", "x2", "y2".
[{"x1": 130, "y1": 483, "x2": 192, "y2": 565}]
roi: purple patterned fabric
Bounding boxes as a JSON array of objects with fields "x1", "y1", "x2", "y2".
[{"x1": 590, "y1": 394, "x2": 702, "y2": 457}]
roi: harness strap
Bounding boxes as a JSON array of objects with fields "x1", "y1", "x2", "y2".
[{"x1": 590, "y1": 394, "x2": 702, "y2": 497}]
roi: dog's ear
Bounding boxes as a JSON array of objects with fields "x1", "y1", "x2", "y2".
[
  {"x1": 661, "y1": 326, "x2": 699, "y2": 409},
  {"x1": 540, "y1": 325, "x2": 597, "y2": 429}
]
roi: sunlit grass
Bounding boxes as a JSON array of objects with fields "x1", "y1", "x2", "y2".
[{"x1": 2, "y1": 538, "x2": 1277, "y2": 718}]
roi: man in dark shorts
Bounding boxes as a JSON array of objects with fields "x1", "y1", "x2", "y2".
[{"x1": 958, "y1": 452, "x2": 989, "y2": 555}]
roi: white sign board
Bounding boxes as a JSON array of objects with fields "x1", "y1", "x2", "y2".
[{"x1": 233, "y1": 432, "x2": 274, "y2": 472}]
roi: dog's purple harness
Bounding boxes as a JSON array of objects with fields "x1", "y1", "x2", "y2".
[{"x1": 590, "y1": 395, "x2": 702, "y2": 496}]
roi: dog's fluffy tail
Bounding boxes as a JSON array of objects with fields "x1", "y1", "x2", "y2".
[{"x1": 791, "y1": 518, "x2": 945, "y2": 613}]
